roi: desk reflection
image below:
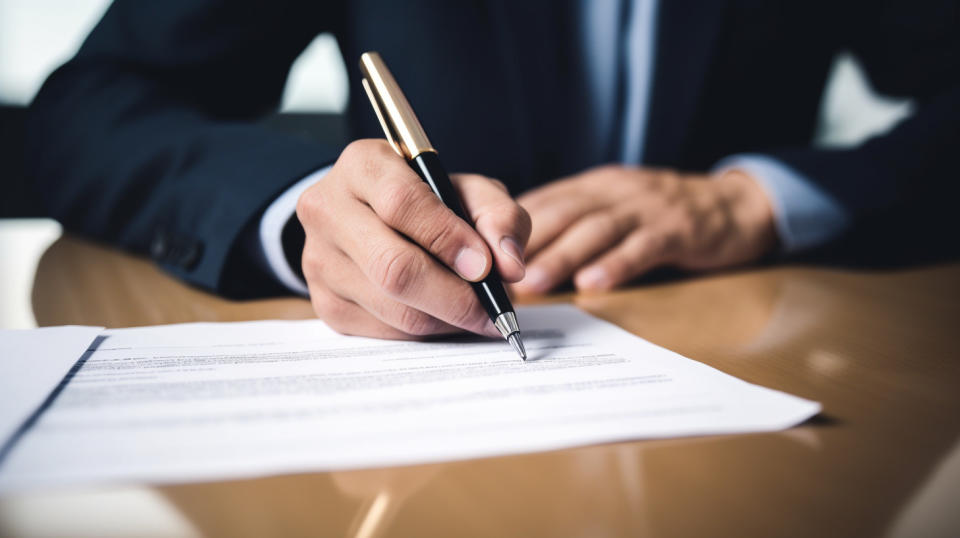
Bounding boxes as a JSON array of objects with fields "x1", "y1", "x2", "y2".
[{"x1": 25, "y1": 236, "x2": 960, "y2": 537}]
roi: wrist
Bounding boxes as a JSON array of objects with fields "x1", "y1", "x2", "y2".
[{"x1": 715, "y1": 169, "x2": 779, "y2": 256}]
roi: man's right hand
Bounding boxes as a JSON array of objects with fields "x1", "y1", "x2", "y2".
[{"x1": 296, "y1": 140, "x2": 531, "y2": 339}]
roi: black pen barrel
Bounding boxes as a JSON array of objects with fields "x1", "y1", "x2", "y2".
[{"x1": 410, "y1": 151, "x2": 515, "y2": 321}]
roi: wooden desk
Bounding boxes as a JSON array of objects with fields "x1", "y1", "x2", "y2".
[{"x1": 5, "y1": 236, "x2": 960, "y2": 537}]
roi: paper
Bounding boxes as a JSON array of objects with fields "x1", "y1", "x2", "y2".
[
  {"x1": 0, "y1": 326, "x2": 103, "y2": 455},
  {"x1": 0, "y1": 306, "x2": 818, "y2": 491}
]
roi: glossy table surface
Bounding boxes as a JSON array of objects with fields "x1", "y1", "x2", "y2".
[{"x1": 3, "y1": 236, "x2": 960, "y2": 537}]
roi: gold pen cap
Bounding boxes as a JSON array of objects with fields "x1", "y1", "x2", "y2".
[{"x1": 359, "y1": 51, "x2": 436, "y2": 160}]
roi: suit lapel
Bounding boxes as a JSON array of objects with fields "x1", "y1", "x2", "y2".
[{"x1": 643, "y1": 0, "x2": 727, "y2": 167}]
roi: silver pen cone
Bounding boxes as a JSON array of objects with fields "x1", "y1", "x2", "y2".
[
  {"x1": 493, "y1": 311, "x2": 526, "y2": 361},
  {"x1": 507, "y1": 333, "x2": 527, "y2": 361}
]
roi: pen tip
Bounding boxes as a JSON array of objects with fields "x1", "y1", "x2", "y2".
[{"x1": 508, "y1": 333, "x2": 527, "y2": 361}]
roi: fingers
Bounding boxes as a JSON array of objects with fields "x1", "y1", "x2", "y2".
[
  {"x1": 519, "y1": 189, "x2": 598, "y2": 257},
  {"x1": 306, "y1": 238, "x2": 498, "y2": 338},
  {"x1": 327, "y1": 200, "x2": 494, "y2": 335},
  {"x1": 299, "y1": 139, "x2": 519, "y2": 339},
  {"x1": 454, "y1": 174, "x2": 531, "y2": 282},
  {"x1": 515, "y1": 209, "x2": 636, "y2": 294},
  {"x1": 343, "y1": 140, "x2": 492, "y2": 282},
  {"x1": 307, "y1": 284, "x2": 416, "y2": 340},
  {"x1": 573, "y1": 231, "x2": 674, "y2": 291},
  {"x1": 518, "y1": 167, "x2": 622, "y2": 257}
]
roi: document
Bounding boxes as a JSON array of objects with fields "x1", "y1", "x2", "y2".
[
  {"x1": 0, "y1": 326, "x2": 103, "y2": 451},
  {"x1": 0, "y1": 306, "x2": 818, "y2": 491}
]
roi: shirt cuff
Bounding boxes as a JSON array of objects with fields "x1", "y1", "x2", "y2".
[
  {"x1": 259, "y1": 165, "x2": 331, "y2": 295},
  {"x1": 713, "y1": 154, "x2": 850, "y2": 253}
]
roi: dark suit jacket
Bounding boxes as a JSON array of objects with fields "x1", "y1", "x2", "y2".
[{"x1": 26, "y1": 0, "x2": 960, "y2": 297}]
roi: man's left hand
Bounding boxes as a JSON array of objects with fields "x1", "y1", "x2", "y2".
[{"x1": 513, "y1": 165, "x2": 778, "y2": 293}]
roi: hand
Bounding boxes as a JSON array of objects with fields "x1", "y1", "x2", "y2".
[
  {"x1": 513, "y1": 165, "x2": 777, "y2": 293},
  {"x1": 296, "y1": 140, "x2": 531, "y2": 338}
]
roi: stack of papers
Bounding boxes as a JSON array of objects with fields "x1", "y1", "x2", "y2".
[
  {"x1": 0, "y1": 305, "x2": 818, "y2": 491},
  {"x1": 0, "y1": 326, "x2": 103, "y2": 450}
]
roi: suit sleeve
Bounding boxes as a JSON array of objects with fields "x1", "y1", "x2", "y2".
[
  {"x1": 26, "y1": 0, "x2": 344, "y2": 297},
  {"x1": 759, "y1": 1, "x2": 960, "y2": 255}
]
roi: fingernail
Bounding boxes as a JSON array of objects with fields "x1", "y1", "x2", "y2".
[
  {"x1": 454, "y1": 247, "x2": 487, "y2": 281},
  {"x1": 499, "y1": 236, "x2": 525, "y2": 267},
  {"x1": 521, "y1": 266, "x2": 551, "y2": 293},
  {"x1": 577, "y1": 266, "x2": 608, "y2": 290}
]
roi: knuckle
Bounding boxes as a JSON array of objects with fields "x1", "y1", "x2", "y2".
[
  {"x1": 669, "y1": 206, "x2": 697, "y2": 237},
  {"x1": 342, "y1": 139, "x2": 367, "y2": 156},
  {"x1": 644, "y1": 232, "x2": 667, "y2": 255},
  {"x1": 447, "y1": 293, "x2": 484, "y2": 329},
  {"x1": 453, "y1": 173, "x2": 483, "y2": 184},
  {"x1": 497, "y1": 201, "x2": 526, "y2": 227},
  {"x1": 456, "y1": 173, "x2": 494, "y2": 187},
  {"x1": 365, "y1": 151, "x2": 405, "y2": 184},
  {"x1": 489, "y1": 178, "x2": 509, "y2": 193},
  {"x1": 620, "y1": 240, "x2": 645, "y2": 271},
  {"x1": 310, "y1": 291, "x2": 339, "y2": 322},
  {"x1": 677, "y1": 218, "x2": 697, "y2": 241},
  {"x1": 338, "y1": 141, "x2": 367, "y2": 170},
  {"x1": 618, "y1": 253, "x2": 642, "y2": 275},
  {"x1": 587, "y1": 164, "x2": 618, "y2": 179},
  {"x1": 296, "y1": 188, "x2": 322, "y2": 224},
  {"x1": 300, "y1": 247, "x2": 322, "y2": 280},
  {"x1": 372, "y1": 246, "x2": 422, "y2": 296},
  {"x1": 517, "y1": 204, "x2": 532, "y2": 231},
  {"x1": 554, "y1": 203, "x2": 582, "y2": 227},
  {"x1": 341, "y1": 139, "x2": 382, "y2": 162},
  {"x1": 606, "y1": 257, "x2": 630, "y2": 279},
  {"x1": 424, "y1": 216, "x2": 460, "y2": 256},
  {"x1": 379, "y1": 181, "x2": 421, "y2": 224},
  {"x1": 325, "y1": 319, "x2": 353, "y2": 337},
  {"x1": 585, "y1": 211, "x2": 619, "y2": 237},
  {"x1": 598, "y1": 164, "x2": 624, "y2": 177},
  {"x1": 295, "y1": 191, "x2": 309, "y2": 220},
  {"x1": 322, "y1": 307, "x2": 362, "y2": 336},
  {"x1": 640, "y1": 231, "x2": 675, "y2": 265},
  {"x1": 340, "y1": 139, "x2": 402, "y2": 188},
  {"x1": 326, "y1": 297, "x2": 351, "y2": 321},
  {"x1": 485, "y1": 200, "x2": 531, "y2": 235},
  {"x1": 662, "y1": 230, "x2": 686, "y2": 255},
  {"x1": 395, "y1": 306, "x2": 438, "y2": 336},
  {"x1": 545, "y1": 250, "x2": 575, "y2": 275}
]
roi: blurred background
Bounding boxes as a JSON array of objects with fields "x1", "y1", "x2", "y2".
[{"x1": 0, "y1": 0, "x2": 913, "y2": 329}]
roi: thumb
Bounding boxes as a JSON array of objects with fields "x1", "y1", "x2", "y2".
[{"x1": 453, "y1": 174, "x2": 531, "y2": 282}]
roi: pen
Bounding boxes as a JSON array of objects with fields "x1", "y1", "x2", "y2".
[{"x1": 358, "y1": 51, "x2": 527, "y2": 361}]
